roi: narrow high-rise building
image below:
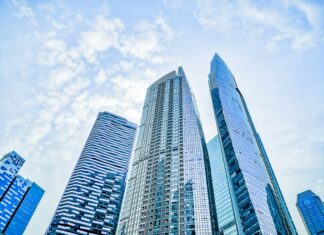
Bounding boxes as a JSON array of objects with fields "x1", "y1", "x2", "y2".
[
  {"x1": 0, "y1": 151, "x2": 25, "y2": 198},
  {"x1": 296, "y1": 190, "x2": 324, "y2": 235},
  {"x1": 117, "y1": 67, "x2": 216, "y2": 235},
  {"x1": 47, "y1": 112, "x2": 137, "y2": 235},
  {"x1": 208, "y1": 53, "x2": 297, "y2": 234},
  {"x1": 0, "y1": 151, "x2": 44, "y2": 235},
  {"x1": 207, "y1": 135, "x2": 243, "y2": 235}
]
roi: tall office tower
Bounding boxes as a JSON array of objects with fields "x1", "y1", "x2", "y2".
[
  {"x1": 296, "y1": 190, "x2": 324, "y2": 235},
  {"x1": 208, "y1": 53, "x2": 297, "y2": 235},
  {"x1": 0, "y1": 151, "x2": 44, "y2": 235},
  {"x1": 117, "y1": 67, "x2": 216, "y2": 235},
  {"x1": 47, "y1": 112, "x2": 137, "y2": 235},
  {"x1": 207, "y1": 135, "x2": 242, "y2": 235},
  {"x1": 0, "y1": 151, "x2": 25, "y2": 198}
]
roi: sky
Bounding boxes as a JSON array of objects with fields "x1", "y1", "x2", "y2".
[{"x1": 0, "y1": 0, "x2": 323, "y2": 234}]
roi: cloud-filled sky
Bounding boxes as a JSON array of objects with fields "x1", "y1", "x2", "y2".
[{"x1": 1, "y1": 0, "x2": 323, "y2": 234}]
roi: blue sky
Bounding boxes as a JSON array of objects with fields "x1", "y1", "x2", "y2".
[{"x1": 1, "y1": 0, "x2": 323, "y2": 234}]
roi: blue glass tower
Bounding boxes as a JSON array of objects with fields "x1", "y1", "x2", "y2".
[
  {"x1": 2, "y1": 182, "x2": 44, "y2": 235},
  {"x1": 0, "y1": 151, "x2": 25, "y2": 199},
  {"x1": 117, "y1": 67, "x2": 216, "y2": 234},
  {"x1": 47, "y1": 112, "x2": 137, "y2": 235},
  {"x1": 208, "y1": 53, "x2": 297, "y2": 234},
  {"x1": 0, "y1": 151, "x2": 44, "y2": 235},
  {"x1": 296, "y1": 190, "x2": 324, "y2": 235},
  {"x1": 207, "y1": 135, "x2": 243, "y2": 235}
]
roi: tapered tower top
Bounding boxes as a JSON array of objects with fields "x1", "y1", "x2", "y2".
[{"x1": 209, "y1": 53, "x2": 238, "y2": 88}]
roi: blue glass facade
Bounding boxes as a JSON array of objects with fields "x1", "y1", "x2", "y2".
[
  {"x1": 47, "y1": 112, "x2": 137, "y2": 235},
  {"x1": 297, "y1": 190, "x2": 324, "y2": 235},
  {"x1": 207, "y1": 135, "x2": 242, "y2": 235},
  {"x1": 0, "y1": 176, "x2": 30, "y2": 231},
  {"x1": 0, "y1": 151, "x2": 44, "y2": 235},
  {"x1": 208, "y1": 53, "x2": 296, "y2": 234},
  {"x1": 4, "y1": 183, "x2": 44, "y2": 235},
  {"x1": 239, "y1": 88, "x2": 297, "y2": 235},
  {"x1": 117, "y1": 67, "x2": 216, "y2": 234},
  {"x1": 0, "y1": 151, "x2": 25, "y2": 199}
]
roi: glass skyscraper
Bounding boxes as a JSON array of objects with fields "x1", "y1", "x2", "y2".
[
  {"x1": 296, "y1": 190, "x2": 324, "y2": 235},
  {"x1": 0, "y1": 151, "x2": 25, "y2": 198},
  {"x1": 207, "y1": 135, "x2": 242, "y2": 235},
  {"x1": 0, "y1": 151, "x2": 44, "y2": 235},
  {"x1": 47, "y1": 111, "x2": 137, "y2": 235},
  {"x1": 117, "y1": 67, "x2": 216, "y2": 235},
  {"x1": 208, "y1": 53, "x2": 297, "y2": 234}
]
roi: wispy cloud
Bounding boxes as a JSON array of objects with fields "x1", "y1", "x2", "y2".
[
  {"x1": 10, "y1": 0, "x2": 38, "y2": 26},
  {"x1": 165, "y1": 0, "x2": 324, "y2": 51},
  {"x1": 4, "y1": 1, "x2": 174, "y2": 151},
  {"x1": 1, "y1": 1, "x2": 175, "y2": 233},
  {"x1": 120, "y1": 15, "x2": 174, "y2": 61}
]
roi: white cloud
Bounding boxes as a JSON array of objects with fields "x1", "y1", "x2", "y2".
[
  {"x1": 10, "y1": 0, "x2": 37, "y2": 26},
  {"x1": 27, "y1": 123, "x2": 52, "y2": 145},
  {"x1": 4, "y1": 6, "x2": 174, "y2": 160},
  {"x1": 77, "y1": 15, "x2": 124, "y2": 63},
  {"x1": 111, "y1": 74, "x2": 150, "y2": 103},
  {"x1": 165, "y1": 0, "x2": 324, "y2": 51},
  {"x1": 2, "y1": 3, "x2": 176, "y2": 218},
  {"x1": 120, "y1": 16, "x2": 174, "y2": 61},
  {"x1": 38, "y1": 39, "x2": 78, "y2": 68},
  {"x1": 94, "y1": 69, "x2": 108, "y2": 85},
  {"x1": 48, "y1": 68, "x2": 79, "y2": 88}
]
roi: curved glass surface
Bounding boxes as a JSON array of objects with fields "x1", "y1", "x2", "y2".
[
  {"x1": 207, "y1": 135, "x2": 239, "y2": 235},
  {"x1": 209, "y1": 53, "x2": 295, "y2": 234},
  {"x1": 297, "y1": 190, "x2": 324, "y2": 234}
]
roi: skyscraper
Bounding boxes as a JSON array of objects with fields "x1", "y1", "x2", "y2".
[
  {"x1": 47, "y1": 112, "x2": 137, "y2": 235},
  {"x1": 0, "y1": 151, "x2": 44, "y2": 235},
  {"x1": 207, "y1": 135, "x2": 242, "y2": 235},
  {"x1": 296, "y1": 190, "x2": 324, "y2": 235},
  {"x1": 0, "y1": 151, "x2": 25, "y2": 198},
  {"x1": 117, "y1": 67, "x2": 216, "y2": 235},
  {"x1": 208, "y1": 53, "x2": 297, "y2": 234}
]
